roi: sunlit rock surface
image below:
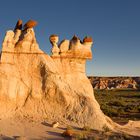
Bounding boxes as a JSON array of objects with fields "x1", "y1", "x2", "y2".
[{"x1": 0, "y1": 20, "x2": 140, "y2": 135}]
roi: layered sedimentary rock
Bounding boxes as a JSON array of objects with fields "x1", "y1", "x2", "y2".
[
  {"x1": 0, "y1": 21, "x2": 108, "y2": 130},
  {"x1": 0, "y1": 20, "x2": 140, "y2": 135},
  {"x1": 89, "y1": 77, "x2": 139, "y2": 89}
]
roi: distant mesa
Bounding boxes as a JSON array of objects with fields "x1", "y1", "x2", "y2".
[
  {"x1": 23, "y1": 20, "x2": 38, "y2": 30},
  {"x1": 89, "y1": 77, "x2": 140, "y2": 90},
  {"x1": 14, "y1": 19, "x2": 22, "y2": 31}
]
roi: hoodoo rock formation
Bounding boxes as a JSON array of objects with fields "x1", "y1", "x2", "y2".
[{"x1": 0, "y1": 20, "x2": 140, "y2": 136}]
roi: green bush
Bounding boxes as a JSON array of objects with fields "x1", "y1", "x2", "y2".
[
  {"x1": 108, "y1": 100, "x2": 126, "y2": 107},
  {"x1": 101, "y1": 105, "x2": 119, "y2": 117},
  {"x1": 102, "y1": 125, "x2": 110, "y2": 132},
  {"x1": 83, "y1": 126, "x2": 91, "y2": 131}
]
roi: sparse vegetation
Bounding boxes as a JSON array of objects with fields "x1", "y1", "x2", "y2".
[
  {"x1": 62, "y1": 126, "x2": 139, "y2": 140},
  {"x1": 75, "y1": 132, "x2": 88, "y2": 140},
  {"x1": 83, "y1": 126, "x2": 91, "y2": 131},
  {"x1": 62, "y1": 126, "x2": 74, "y2": 137},
  {"x1": 61, "y1": 89, "x2": 140, "y2": 139},
  {"x1": 102, "y1": 124, "x2": 110, "y2": 132},
  {"x1": 94, "y1": 89, "x2": 140, "y2": 124},
  {"x1": 62, "y1": 129, "x2": 73, "y2": 137}
]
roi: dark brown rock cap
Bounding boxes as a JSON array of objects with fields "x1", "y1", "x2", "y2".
[
  {"x1": 71, "y1": 35, "x2": 80, "y2": 41},
  {"x1": 24, "y1": 20, "x2": 38, "y2": 30},
  {"x1": 49, "y1": 34, "x2": 59, "y2": 44},
  {"x1": 14, "y1": 19, "x2": 23, "y2": 31},
  {"x1": 83, "y1": 36, "x2": 93, "y2": 43}
]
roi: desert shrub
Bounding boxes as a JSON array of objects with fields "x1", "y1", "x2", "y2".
[
  {"x1": 62, "y1": 126, "x2": 74, "y2": 137},
  {"x1": 102, "y1": 125, "x2": 110, "y2": 132},
  {"x1": 67, "y1": 125, "x2": 73, "y2": 130},
  {"x1": 75, "y1": 132, "x2": 88, "y2": 140},
  {"x1": 62, "y1": 129, "x2": 73, "y2": 137},
  {"x1": 117, "y1": 108, "x2": 125, "y2": 114},
  {"x1": 108, "y1": 100, "x2": 126, "y2": 107},
  {"x1": 108, "y1": 132, "x2": 134, "y2": 140},
  {"x1": 138, "y1": 106, "x2": 140, "y2": 112},
  {"x1": 95, "y1": 89, "x2": 140, "y2": 122},
  {"x1": 136, "y1": 84, "x2": 140, "y2": 89},
  {"x1": 122, "y1": 133, "x2": 133, "y2": 140},
  {"x1": 124, "y1": 105, "x2": 138, "y2": 112},
  {"x1": 101, "y1": 105, "x2": 119, "y2": 117},
  {"x1": 83, "y1": 126, "x2": 91, "y2": 131}
]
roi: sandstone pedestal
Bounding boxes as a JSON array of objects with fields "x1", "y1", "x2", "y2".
[{"x1": 0, "y1": 21, "x2": 140, "y2": 136}]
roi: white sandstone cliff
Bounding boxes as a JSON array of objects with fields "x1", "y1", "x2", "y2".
[{"x1": 0, "y1": 22, "x2": 140, "y2": 136}]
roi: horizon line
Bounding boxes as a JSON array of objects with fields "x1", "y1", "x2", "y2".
[{"x1": 87, "y1": 75, "x2": 140, "y2": 77}]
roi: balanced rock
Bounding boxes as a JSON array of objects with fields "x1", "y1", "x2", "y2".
[
  {"x1": 14, "y1": 19, "x2": 22, "y2": 31},
  {"x1": 0, "y1": 26, "x2": 110, "y2": 130},
  {"x1": 49, "y1": 34, "x2": 60, "y2": 56},
  {"x1": 23, "y1": 20, "x2": 37, "y2": 30},
  {"x1": 83, "y1": 36, "x2": 93, "y2": 43},
  {"x1": 49, "y1": 34, "x2": 59, "y2": 44}
]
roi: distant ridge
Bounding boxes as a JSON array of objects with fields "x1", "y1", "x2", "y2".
[{"x1": 88, "y1": 76, "x2": 140, "y2": 90}]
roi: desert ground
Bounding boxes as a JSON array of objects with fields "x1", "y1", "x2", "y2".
[
  {"x1": 0, "y1": 89, "x2": 139, "y2": 140},
  {"x1": 94, "y1": 89, "x2": 140, "y2": 124}
]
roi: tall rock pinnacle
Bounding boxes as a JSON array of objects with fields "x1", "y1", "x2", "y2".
[{"x1": 0, "y1": 20, "x2": 140, "y2": 136}]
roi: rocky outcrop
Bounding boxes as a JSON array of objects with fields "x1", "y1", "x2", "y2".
[
  {"x1": 89, "y1": 77, "x2": 139, "y2": 89},
  {"x1": 0, "y1": 20, "x2": 140, "y2": 135},
  {"x1": 0, "y1": 20, "x2": 109, "y2": 130}
]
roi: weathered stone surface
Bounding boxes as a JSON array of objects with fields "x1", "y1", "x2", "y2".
[
  {"x1": 0, "y1": 27, "x2": 109, "y2": 130},
  {"x1": 59, "y1": 40, "x2": 69, "y2": 55},
  {"x1": 0, "y1": 23, "x2": 140, "y2": 136}
]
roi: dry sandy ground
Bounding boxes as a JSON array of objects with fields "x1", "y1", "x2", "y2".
[
  {"x1": 0, "y1": 118, "x2": 140, "y2": 140},
  {"x1": 0, "y1": 118, "x2": 69, "y2": 140}
]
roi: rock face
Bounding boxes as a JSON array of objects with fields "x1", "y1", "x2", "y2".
[
  {"x1": 0, "y1": 21, "x2": 108, "y2": 130},
  {"x1": 0, "y1": 20, "x2": 140, "y2": 134}
]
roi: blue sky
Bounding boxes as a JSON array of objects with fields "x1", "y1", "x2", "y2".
[{"x1": 0, "y1": 0, "x2": 140, "y2": 76}]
